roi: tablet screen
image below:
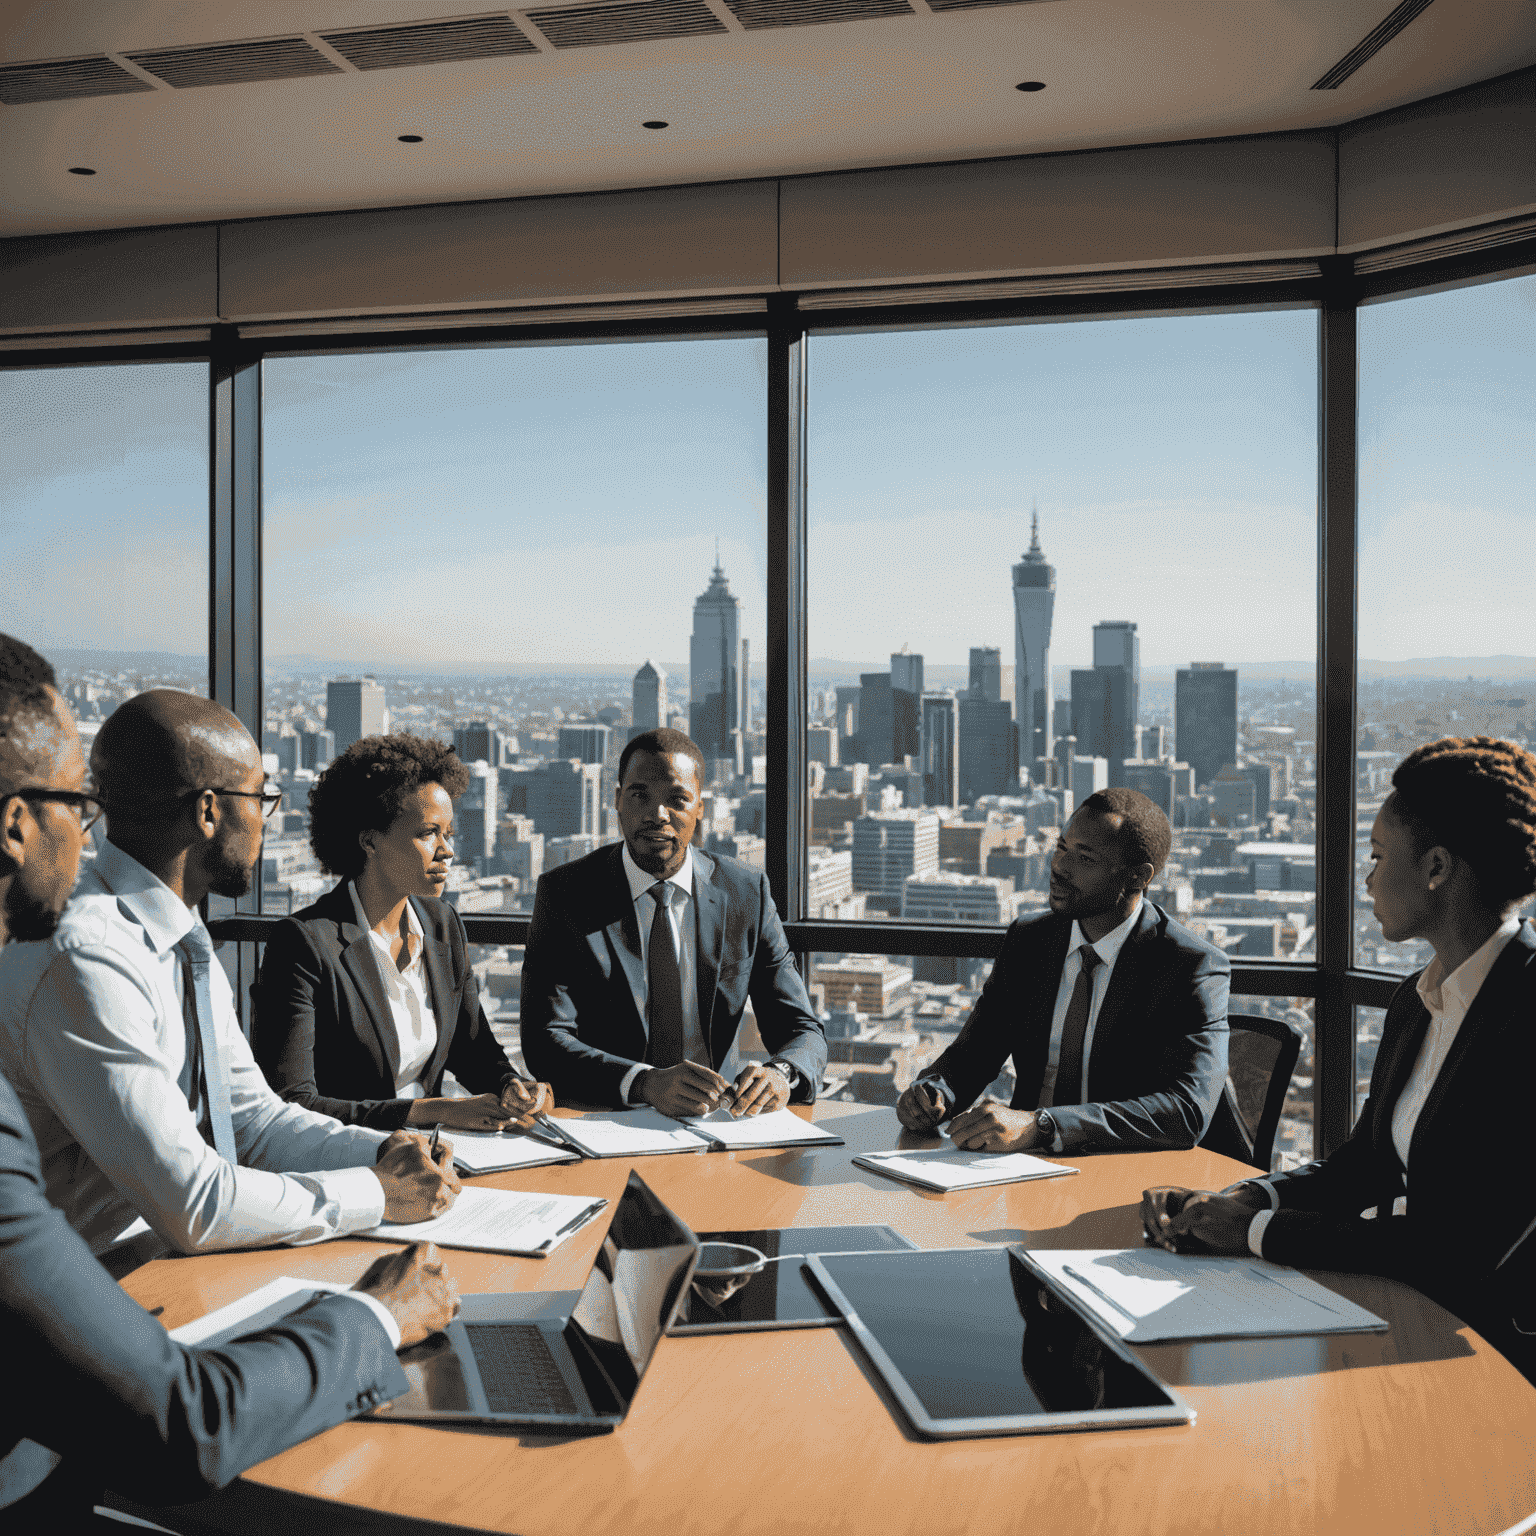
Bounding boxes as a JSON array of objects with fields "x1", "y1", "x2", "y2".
[{"x1": 816, "y1": 1249, "x2": 1180, "y2": 1424}]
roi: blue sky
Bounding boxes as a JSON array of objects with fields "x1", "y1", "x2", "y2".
[{"x1": 2, "y1": 273, "x2": 1529, "y2": 675}]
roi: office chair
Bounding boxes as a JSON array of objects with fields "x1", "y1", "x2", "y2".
[{"x1": 1199, "y1": 1011, "x2": 1305, "y2": 1172}]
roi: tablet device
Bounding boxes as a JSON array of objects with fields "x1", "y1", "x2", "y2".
[{"x1": 805, "y1": 1247, "x2": 1193, "y2": 1439}]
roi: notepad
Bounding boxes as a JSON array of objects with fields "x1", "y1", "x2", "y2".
[
  {"x1": 1023, "y1": 1248, "x2": 1388, "y2": 1342},
  {"x1": 552, "y1": 1107, "x2": 713, "y2": 1158},
  {"x1": 681, "y1": 1107, "x2": 844, "y2": 1150},
  {"x1": 446, "y1": 1131, "x2": 582, "y2": 1175},
  {"x1": 853, "y1": 1146, "x2": 1077, "y2": 1192},
  {"x1": 362, "y1": 1186, "x2": 608, "y2": 1257}
]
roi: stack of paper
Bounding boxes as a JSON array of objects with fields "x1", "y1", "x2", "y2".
[
  {"x1": 1024, "y1": 1248, "x2": 1388, "y2": 1342},
  {"x1": 445, "y1": 1131, "x2": 581, "y2": 1175},
  {"x1": 363, "y1": 1186, "x2": 607, "y2": 1257},
  {"x1": 682, "y1": 1107, "x2": 844, "y2": 1150},
  {"x1": 853, "y1": 1146, "x2": 1076, "y2": 1192},
  {"x1": 553, "y1": 1108, "x2": 713, "y2": 1158}
]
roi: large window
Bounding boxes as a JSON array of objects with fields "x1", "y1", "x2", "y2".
[
  {"x1": 804, "y1": 313, "x2": 1319, "y2": 958},
  {"x1": 0, "y1": 361, "x2": 208, "y2": 874},
  {"x1": 1355, "y1": 273, "x2": 1536, "y2": 978},
  {"x1": 258, "y1": 337, "x2": 767, "y2": 918}
]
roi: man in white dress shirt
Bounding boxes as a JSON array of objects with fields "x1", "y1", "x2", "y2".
[{"x1": 0, "y1": 688, "x2": 460, "y2": 1265}]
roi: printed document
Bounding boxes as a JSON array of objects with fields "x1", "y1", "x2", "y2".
[
  {"x1": 445, "y1": 1131, "x2": 582, "y2": 1175},
  {"x1": 1026, "y1": 1248, "x2": 1388, "y2": 1341},
  {"x1": 363, "y1": 1186, "x2": 607, "y2": 1256},
  {"x1": 554, "y1": 1107, "x2": 713, "y2": 1158},
  {"x1": 854, "y1": 1146, "x2": 1077, "y2": 1192},
  {"x1": 683, "y1": 1106, "x2": 843, "y2": 1149}
]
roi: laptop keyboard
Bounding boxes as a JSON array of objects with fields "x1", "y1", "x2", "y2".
[{"x1": 464, "y1": 1323, "x2": 581, "y2": 1416}]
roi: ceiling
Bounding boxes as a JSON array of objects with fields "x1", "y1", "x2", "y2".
[{"x1": 3, "y1": 0, "x2": 1533, "y2": 239}]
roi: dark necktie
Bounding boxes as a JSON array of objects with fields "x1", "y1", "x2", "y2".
[
  {"x1": 1053, "y1": 946, "x2": 1101, "y2": 1107},
  {"x1": 176, "y1": 926, "x2": 237, "y2": 1162},
  {"x1": 645, "y1": 882, "x2": 686, "y2": 1068}
]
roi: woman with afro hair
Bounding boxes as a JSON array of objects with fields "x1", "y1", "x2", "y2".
[
  {"x1": 252, "y1": 732, "x2": 553, "y2": 1134},
  {"x1": 1141, "y1": 736, "x2": 1536, "y2": 1384}
]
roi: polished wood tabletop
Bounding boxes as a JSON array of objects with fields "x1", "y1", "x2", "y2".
[{"x1": 120, "y1": 1101, "x2": 1536, "y2": 1536}]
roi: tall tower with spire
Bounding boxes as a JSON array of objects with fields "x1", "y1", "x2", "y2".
[
  {"x1": 1012, "y1": 505, "x2": 1056, "y2": 773},
  {"x1": 689, "y1": 553, "x2": 744, "y2": 773}
]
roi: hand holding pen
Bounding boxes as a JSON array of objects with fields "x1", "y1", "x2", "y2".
[{"x1": 895, "y1": 1079, "x2": 947, "y2": 1133}]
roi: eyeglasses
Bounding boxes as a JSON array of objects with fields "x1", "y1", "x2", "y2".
[
  {"x1": 11, "y1": 788, "x2": 106, "y2": 833},
  {"x1": 206, "y1": 786, "x2": 285, "y2": 821}
]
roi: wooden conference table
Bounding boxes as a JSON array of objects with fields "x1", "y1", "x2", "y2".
[{"x1": 120, "y1": 1101, "x2": 1536, "y2": 1536}]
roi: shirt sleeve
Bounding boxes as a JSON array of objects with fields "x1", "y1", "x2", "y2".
[
  {"x1": 1248, "y1": 1207, "x2": 1278, "y2": 1257},
  {"x1": 619, "y1": 1063, "x2": 646, "y2": 1104},
  {"x1": 334, "y1": 1289, "x2": 402, "y2": 1349},
  {"x1": 21, "y1": 943, "x2": 385, "y2": 1253}
]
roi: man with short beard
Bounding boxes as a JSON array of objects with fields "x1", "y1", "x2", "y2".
[{"x1": 0, "y1": 684, "x2": 462, "y2": 1265}]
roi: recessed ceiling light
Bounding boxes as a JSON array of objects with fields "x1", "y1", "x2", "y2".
[
  {"x1": 1015, "y1": 81, "x2": 1046, "y2": 92},
  {"x1": 68, "y1": 165, "x2": 96, "y2": 175},
  {"x1": 642, "y1": 120, "x2": 668, "y2": 130},
  {"x1": 397, "y1": 134, "x2": 423, "y2": 143}
]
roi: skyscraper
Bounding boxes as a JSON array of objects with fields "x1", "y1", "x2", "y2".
[
  {"x1": 920, "y1": 692, "x2": 959, "y2": 808},
  {"x1": 1012, "y1": 507, "x2": 1055, "y2": 770},
  {"x1": 325, "y1": 677, "x2": 386, "y2": 757},
  {"x1": 557, "y1": 722, "x2": 611, "y2": 765},
  {"x1": 689, "y1": 558, "x2": 744, "y2": 767},
  {"x1": 1176, "y1": 663, "x2": 1239, "y2": 788},
  {"x1": 631, "y1": 660, "x2": 666, "y2": 731},
  {"x1": 452, "y1": 721, "x2": 513, "y2": 767},
  {"x1": 890, "y1": 648, "x2": 923, "y2": 763},
  {"x1": 957, "y1": 697, "x2": 1015, "y2": 804},
  {"x1": 1092, "y1": 620, "x2": 1139, "y2": 764},
  {"x1": 834, "y1": 685, "x2": 861, "y2": 764},
  {"x1": 856, "y1": 671, "x2": 892, "y2": 766},
  {"x1": 968, "y1": 646, "x2": 1001, "y2": 702}
]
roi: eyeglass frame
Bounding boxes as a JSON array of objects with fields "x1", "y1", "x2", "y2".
[
  {"x1": 201, "y1": 786, "x2": 285, "y2": 821},
  {"x1": 9, "y1": 788, "x2": 106, "y2": 833}
]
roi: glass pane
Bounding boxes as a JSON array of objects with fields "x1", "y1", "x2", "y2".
[
  {"x1": 259, "y1": 338, "x2": 766, "y2": 916},
  {"x1": 1356, "y1": 272, "x2": 1536, "y2": 975},
  {"x1": 0, "y1": 361, "x2": 209, "y2": 877},
  {"x1": 807, "y1": 312, "x2": 1318, "y2": 927},
  {"x1": 1353, "y1": 1003, "x2": 1387, "y2": 1126}
]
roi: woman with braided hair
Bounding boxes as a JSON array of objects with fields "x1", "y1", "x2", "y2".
[{"x1": 1141, "y1": 736, "x2": 1536, "y2": 1383}]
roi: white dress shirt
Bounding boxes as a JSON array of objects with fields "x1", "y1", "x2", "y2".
[
  {"x1": 1244, "y1": 916, "x2": 1523, "y2": 1257},
  {"x1": 1037, "y1": 900, "x2": 1143, "y2": 1145},
  {"x1": 0, "y1": 840, "x2": 388, "y2": 1259},
  {"x1": 617, "y1": 843, "x2": 706, "y2": 1104},
  {"x1": 348, "y1": 882, "x2": 436, "y2": 1097}
]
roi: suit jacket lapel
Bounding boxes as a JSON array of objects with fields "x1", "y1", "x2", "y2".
[
  {"x1": 414, "y1": 898, "x2": 458, "y2": 1090},
  {"x1": 1085, "y1": 901, "x2": 1157, "y2": 1077},
  {"x1": 336, "y1": 918, "x2": 397, "y2": 1082},
  {"x1": 596, "y1": 847, "x2": 648, "y2": 1045},
  {"x1": 693, "y1": 855, "x2": 726, "y2": 1067},
  {"x1": 1016, "y1": 917, "x2": 1071, "y2": 1103}
]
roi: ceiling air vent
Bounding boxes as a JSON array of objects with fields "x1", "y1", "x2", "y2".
[
  {"x1": 724, "y1": 0, "x2": 913, "y2": 29},
  {"x1": 0, "y1": 55, "x2": 154, "y2": 105},
  {"x1": 322, "y1": 14, "x2": 539, "y2": 70},
  {"x1": 926, "y1": 0, "x2": 1056, "y2": 11},
  {"x1": 524, "y1": 0, "x2": 727, "y2": 49},
  {"x1": 1312, "y1": 0, "x2": 1436, "y2": 89},
  {"x1": 127, "y1": 36, "x2": 340, "y2": 89}
]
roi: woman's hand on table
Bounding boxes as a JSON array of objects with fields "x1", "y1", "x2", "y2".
[
  {"x1": 407, "y1": 1094, "x2": 519, "y2": 1132},
  {"x1": 500, "y1": 1078, "x2": 555, "y2": 1127}
]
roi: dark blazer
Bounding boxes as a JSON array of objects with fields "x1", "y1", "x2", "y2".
[
  {"x1": 520, "y1": 844, "x2": 828, "y2": 1107},
  {"x1": 1261, "y1": 922, "x2": 1536, "y2": 1384},
  {"x1": 0, "y1": 1072, "x2": 406, "y2": 1516},
  {"x1": 916, "y1": 901, "x2": 1231, "y2": 1153},
  {"x1": 252, "y1": 882, "x2": 522, "y2": 1130}
]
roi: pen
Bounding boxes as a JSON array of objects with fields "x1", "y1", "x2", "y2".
[
  {"x1": 547, "y1": 1201, "x2": 606, "y2": 1242},
  {"x1": 534, "y1": 1112, "x2": 583, "y2": 1153},
  {"x1": 429, "y1": 1123, "x2": 442, "y2": 1159},
  {"x1": 518, "y1": 1124, "x2": 573, "y2": 1153},
  {"x1": 1062, "y1": 1264, "x2": 1140, "y2": 1329}
]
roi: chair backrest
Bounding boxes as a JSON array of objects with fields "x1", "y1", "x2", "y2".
[{"x1": 1199, "y1": 1011, "x2": 1304, "y2": 1172}]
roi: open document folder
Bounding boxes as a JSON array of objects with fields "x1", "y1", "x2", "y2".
[
  {"x1": 362, "y1": 1186, "x2": 608, "y2": 1257},
  {"x1": 1019, "y1": 1247, "x2": 1388, "y2": 1343},
  {"x1": 853, "y1": 1145, "x2": 1076, "y2": 1192}
]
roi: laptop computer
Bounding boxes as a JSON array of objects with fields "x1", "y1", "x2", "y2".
[{"x1": 374, "y1": 1169, "x2": 699, "y2": 1433}]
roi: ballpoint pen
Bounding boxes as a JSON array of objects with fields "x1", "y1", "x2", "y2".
[{"x1": 429, "y1": 1123, "x2": 442, "y2": 1159}]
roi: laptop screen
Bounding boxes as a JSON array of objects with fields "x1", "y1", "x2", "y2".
[{"x1": 565, "y1": 1170, "x2": 699, "y2": 1409}]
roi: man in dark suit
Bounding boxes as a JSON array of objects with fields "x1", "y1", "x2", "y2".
[
  {"x1": 521, "y1": 728, "x2": 827, "y2": 1116},
  {"x1": 897, "y1": 788, "x2": 1229, "y2": 1154},
  {"x1": 0, "y1": 632, "x2": 457, "y2": 1524}
]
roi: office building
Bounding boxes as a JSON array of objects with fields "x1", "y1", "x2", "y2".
[
  {"x1": 1069, "y1": 666, "x2": 1131, "y2": 771},
  {"x1": 453, "y1": 721, "x2": 515, "y2": 767},
  {"x1": 807, "y1": 725, "x2": 839, "y2": 767},
  {"x1": 1136, "y1": 724, "x2": 1167, "y2": 761},
  {"x1": 457, "y1": 761, "x2": 500, "y2": 867},
  {"x1": 812, "y1": 958, "x2": 913, "y2": 1019},
  {"x1": 1240, "y1": 762, "x2": 1276, "y2": 819},
  {"x1": 299, "y1": 729, "x2": 334, "y2": 770},
  {"x1": 958, "y1": 697, "x2": 1015, "y2": 804},
  {"x1": 833, "y1": 685, "x2": 861, "y2": 765},
  {"x1": 689, "y1": 558, "x2": 745, "y2": 768},
  {"x1": 856, "y1": 671, "x2": 893, "y2": 768},
  {"x1": 1012, "y1": 509, "x2": 1056, "y2": 764},
  {"x1": 504, "y1": 761, "x2": 603, "y2": 839},
  {"x1": 1210, "y1": 764, "x2": 1258, "y2": 826},
  {"x1": 1176, "y1": 664, "x2": 1240, "y2": 788},
  {"x1": 807, "y1": 848, "x2": 855, "y2": 914},
  {"x1": 325, "y1": 678, "x2": 386, "y2": 757},
  {"x1": 968, "y1": 646, "x2": 1002, "y2": 703},
  {"x1": 851, "y1": 810, "x2": 940, "y2": 906},
  {"x1": 631, "y1": 660, "x2": 666, "y2": 733},
  {"x1": 901, "y1": 872, "x2": 1025, "y2": 925},
  {"x1": 1122, "y1": 760, "x2": 1197, "y2": 819},
  {"x1": 557, "y1": 722, "x2": 611, "y2": 766},
  {"x1": 890, "y1": 649, "x2": 923, "y2": 763},
  {"x1": 920, "y1": 692, "x2": 959, "y2": 809}
]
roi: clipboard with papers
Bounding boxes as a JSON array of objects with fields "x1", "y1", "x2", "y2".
[
  {"x1": 361, "y1": 1186, "x2": 608, "y2": 1257},
  {"x1": 539, "y1": 1106, "x2": 843, "y2": 1159}
]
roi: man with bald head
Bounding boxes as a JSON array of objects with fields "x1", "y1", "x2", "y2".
[{"x1": 0, "y1": 682, "x2": 461, "y2": 1265}]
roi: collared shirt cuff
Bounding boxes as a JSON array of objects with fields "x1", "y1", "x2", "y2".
[
  {"x1": 1247, "y1": 1208, "x2": 1277, "y2": 1258},
  {"x1": 767, "y1": 1061, "x2": 798, "y2": 1091},
  {"x1": 1222, "y1": 1178, "x2": 1279, "y2": 1210},
  {"x1": 330, "y1": 1165, "x2": 389, "y2": 1231},
  {"x1": 333, "y1": 1289, "x2": 403, "y2": 1350},
  {"x1": 1049, "y1": 1128, "x2": 1065, "y2": 1154},
  {"x1": 619, "y1": 1063, "x2": 647, "y2": 1106}
]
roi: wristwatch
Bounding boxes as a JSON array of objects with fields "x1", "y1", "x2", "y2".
[
  {"x1": 765, "y1": 1060, "x2": 797, "y2": 1091},
  {"x1": 1034, "y1": 1109, "x2": 1057, "y2": 1149}
]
